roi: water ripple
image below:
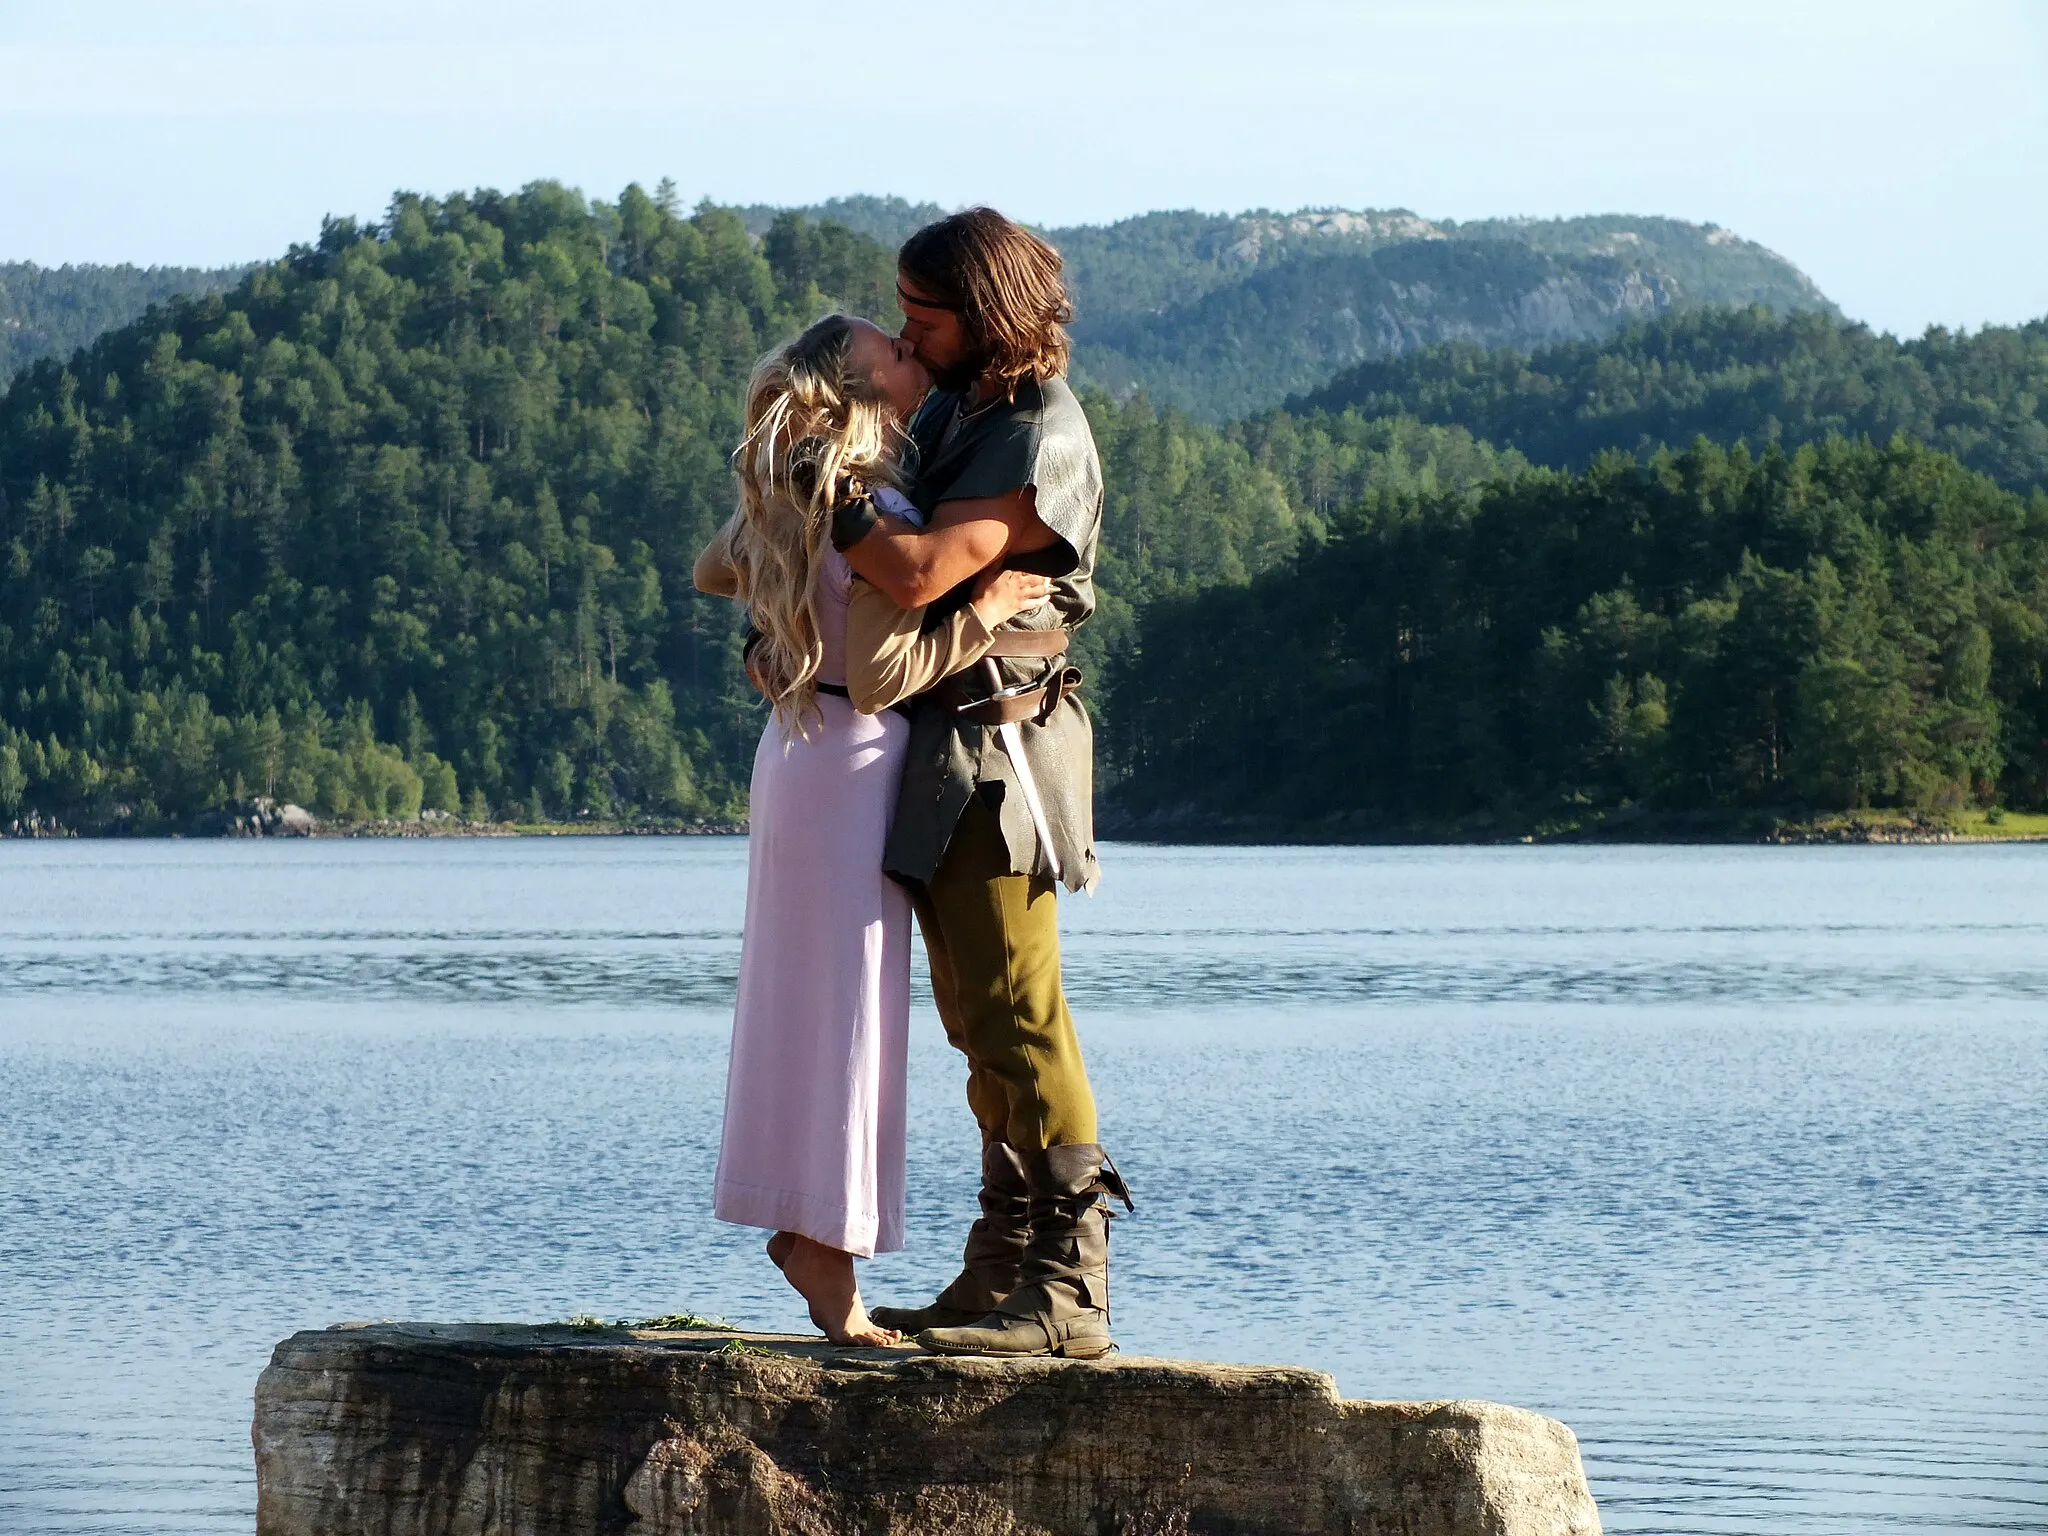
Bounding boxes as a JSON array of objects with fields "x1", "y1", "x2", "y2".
[
  {"x1": 4, "y1": 944, "x2": 2045, "y2": 1008},
  {"x1": 5, "y1": 841, "x2": 2046, "y2": 1536}
]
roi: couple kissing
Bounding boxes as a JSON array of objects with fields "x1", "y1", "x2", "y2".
[{"x1": 693, "y1": 207, "x2": 1133, "y2": 1358}]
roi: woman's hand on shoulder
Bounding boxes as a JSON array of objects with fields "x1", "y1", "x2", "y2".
[{"x1": 970, "y1": 568, "x2": 1054, "y2": 630}]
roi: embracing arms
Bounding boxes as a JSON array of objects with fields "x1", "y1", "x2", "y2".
[
  {"x1": 845, "y1": 567, "x2": 1052, "y2": 714},
  {"x1": 696, "y1": 486, "x2": 1055, "y2": 609},
  {"x1": 835, "y1": 483, "x2": 1059, "y2": 708},
  {"x1": 837, "y1": 486, "x2": 1060, "y2": 610},
  {"x1": 691, "y1": 515, "x2": 1050, "y2": 712}
]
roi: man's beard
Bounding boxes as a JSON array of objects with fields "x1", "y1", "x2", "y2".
[{"x1": 928, "y1": 350, "x2": 988, "y2": 394}]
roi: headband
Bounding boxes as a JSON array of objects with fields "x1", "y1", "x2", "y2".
[{"x1": 896, "y1": 282, "x2": 963, "y2": 314}]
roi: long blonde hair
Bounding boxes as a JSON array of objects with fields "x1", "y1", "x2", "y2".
[{"x1": 725, "y1": 314, "x2": 902, "y2": 731}]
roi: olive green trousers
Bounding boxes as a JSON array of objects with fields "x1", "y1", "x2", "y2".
[{"x1": 908, "y1": 795, "x2": 1099, "y2": 1153}]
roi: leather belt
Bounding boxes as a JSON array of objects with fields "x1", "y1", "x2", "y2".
[
  {"x1": 979, "y1": 630, "x2": 1070, "y2": 659},
  {"x1": 937, "y1": 651, "x2": 1083, "y2": 727},
  {"x1": 813, "y1": 681, "x2": 912, "y2": 718}
]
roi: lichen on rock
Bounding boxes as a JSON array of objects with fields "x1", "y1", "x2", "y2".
[{"x1": 253, "y1": 1322, "x2": 1601, "y2": 1536}]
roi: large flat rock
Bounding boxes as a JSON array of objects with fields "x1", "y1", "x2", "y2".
[{"x1": 254, "y1": 1322, "x2": 1602, "y2": 1536}]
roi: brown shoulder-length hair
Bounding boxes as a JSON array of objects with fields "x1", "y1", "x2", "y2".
[{"x1": 898, "y1": 208, "x2": 1071, "y2": 393}]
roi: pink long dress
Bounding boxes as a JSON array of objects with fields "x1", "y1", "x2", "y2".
[{"x1": 712, "y1": 546, "x2": 912, "y2": 1256}]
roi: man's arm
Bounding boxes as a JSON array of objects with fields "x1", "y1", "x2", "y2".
[{"x1": 840, "y1": 486, "x2": 1058, "y2": 608}]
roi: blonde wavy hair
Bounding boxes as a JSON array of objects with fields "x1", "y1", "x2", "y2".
[{"x1": 724, "y1": 314, "x2": 903, "y2": 732}]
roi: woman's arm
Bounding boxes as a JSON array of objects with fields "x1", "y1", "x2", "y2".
[
  {"x1": 844, "y1": 584, "x2": 991, "y2": 714},
  {"x1": 692, "y1": 517, "x2": 741, "y2": 597},
  {"x1": 844, "y1": 569, "x2": 1054, "y2": 714}
]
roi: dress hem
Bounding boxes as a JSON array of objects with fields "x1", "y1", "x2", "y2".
[{"x1": 714, "y1": 1178, "x2": 901, "y2": 1259}]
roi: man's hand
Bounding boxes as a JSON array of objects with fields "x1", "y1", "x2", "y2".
[
  {"x1": 969, "y1": 567, "x2": 1055, "y2": 630},
  {"x1": 841, "y1": 486, "x2": 1060, "y2": 609}
]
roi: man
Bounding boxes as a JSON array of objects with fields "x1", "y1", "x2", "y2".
[{"x1": 834, "y1": 208, "x2": 1132, "y2": 1359}]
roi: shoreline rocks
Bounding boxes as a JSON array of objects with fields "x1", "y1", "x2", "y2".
[
  {"x1": 253, "y1": 1321, "x2": 1602, "y2": 1536},
  {"x1": 0, "y1": 804, "x2": 748, "y2": 839}
]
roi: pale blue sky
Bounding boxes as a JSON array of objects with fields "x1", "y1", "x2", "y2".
[{"x1": 1, "y1": 0, "x2": 2042, "y2": 335}]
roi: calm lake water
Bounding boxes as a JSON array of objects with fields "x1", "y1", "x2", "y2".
[{"x1": 2, "y1": 838, "x2": 2044, "y2": 1535}]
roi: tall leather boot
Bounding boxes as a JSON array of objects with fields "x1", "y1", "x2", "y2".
[
  {"x1": 918, "y1": 1143, "x2": 1133, "y2": 1359},
  {"x1": 870, "y1": 1139, "x2": 1030, "y2": 1334}
]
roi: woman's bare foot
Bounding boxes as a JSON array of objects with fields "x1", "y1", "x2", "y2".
[
  {"x1": 778, "y1": 1235, "x2": 901, "y2": 1347},
  {"x1": 766, "y1": 1231, "x2": 796, "y2": 1271}
]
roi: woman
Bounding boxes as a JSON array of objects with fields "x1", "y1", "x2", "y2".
[{"x1": 693, "y1": 313, "x2": 1049, "y2": 1345}]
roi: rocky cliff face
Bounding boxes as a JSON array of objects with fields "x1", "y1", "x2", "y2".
[
  {"x1": 1051, "y1": 209, "x2": 1833, "y2": 420},
  {"x1": 253, "y1": 1322, "x2": 1602, "y2": 1536},
  {"x1": 1070, "y1": 238, "x2": 1702, "y2": 421}
]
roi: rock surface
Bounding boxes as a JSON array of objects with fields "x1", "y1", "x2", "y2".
[{"x1": 254, "y1": 1322, "x2": 1602, "y2": 1536}]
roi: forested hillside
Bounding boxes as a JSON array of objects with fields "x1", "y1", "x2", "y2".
[
  {"x1": 1292, "y1": 307, "x2": 2048, "y2": 497},
  {"x1": 1109, "y1": 438, "x2": 2048, "y2": 832},
  {"x1": 1, "y1": 261, "x2": 248, "y2": 380},
  {"x1": 1079, "y1": 404, "x2": 1524, "y2": 680},
  {"x1": 2, "y1": 184, "x2": 1449, "y2": 831},
  {"x1": 4, "y1": 184, "x2": 2042, "y2": 837},
  {"x1": 8, "y1": 203, "x2": 1832, "y2": 427}
]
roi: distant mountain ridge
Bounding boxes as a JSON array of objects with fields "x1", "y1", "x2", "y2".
[
  {"x1": 1288, "y1": 305, "x2": 2048, "y2": 499},
  {"x1": 736, "y1": 196, "x2": 945, "y2": 250},
  {"x1": 750, "y1": 197, "x2": 1837, "y2": 419},
  {"x1": 0, "y1": 261, "x2": 248, "y2": 380},
  {"x1": 1070, "y1": 239, "x2": 1680, "y2": 421},
  {"x1": 10, "y1": 198, "x2": 1833, "y2": 423}
]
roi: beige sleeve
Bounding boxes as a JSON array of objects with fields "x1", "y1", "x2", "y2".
[
  {"x1": 692, "y1": 519, "x2": 741, "y2": 597},
  {"x1": 845, "y1": 578, "x2": 998, "y2": 714}
]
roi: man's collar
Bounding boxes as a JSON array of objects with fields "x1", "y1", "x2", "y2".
[{"x1": 961, "y1": 381, "x2": 1005, "y2": 417}]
